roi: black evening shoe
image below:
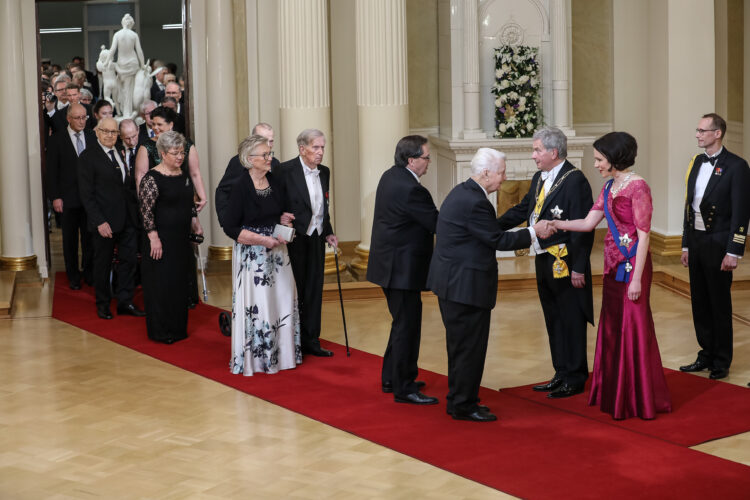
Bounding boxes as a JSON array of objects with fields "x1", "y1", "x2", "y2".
[
  {"x1": 394, "y1": 392, "x2": 439, "y2": 405},
  {"x1": 547, "y1": 383, "x2": 584, "y2": 399},
  {"x1": 303, "y1": 345, "x2": 334, "y2": 357},
  {"x1": 218, "y1": 311, "x2": 231, "y2": 337},
  {"x1": 533, "y1": 375, "x2": 563, "y2": 392},
  {"x1": 452, "y1": 408, "x2": 498, "y2": 422},
  {"x1": 679, "y1": 359, "x2": 709, "y2": 372},
  {"x1": 97, "y1": 307, "x2": 113, "y2": 320},
  {"x1": 709, "y1": 368, "x2": 728, "y2": 380},
  {"x1": 117, "y1": 303, "x2": 146, "y2": 317}
]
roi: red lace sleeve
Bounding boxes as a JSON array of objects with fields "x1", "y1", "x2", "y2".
[
  {"x1": 630, "y1": 179, "x2": 652, "y2": 233},
  {"x1": 590, "y1": 184, "x2": 606, "y2": 212}
]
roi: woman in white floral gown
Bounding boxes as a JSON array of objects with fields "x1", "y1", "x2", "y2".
[{"x1": 222, "y1": 135, "x2": 301, "y2": 375}]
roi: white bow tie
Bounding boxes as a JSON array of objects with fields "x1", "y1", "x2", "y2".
[
  {"x1": 304, "y1": 168, "x2": 320, "y2": 178},
  {"x1": 541, "y1": 171, "x2": 552, "y2": 182}
]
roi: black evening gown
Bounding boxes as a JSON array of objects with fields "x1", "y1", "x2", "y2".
[
  {"x1": 143, "y1": 140, "x2": 200, "y2": 306},
  {"x1": 139, "y1": 169, "x2": 196, "y2": 343}
]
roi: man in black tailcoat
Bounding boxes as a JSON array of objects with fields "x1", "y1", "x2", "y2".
[
  {"x1": 277, "y1": 129, "x2": 338, "y2": 357},
  {"x1": 46, "y1": 103, "x2": 96, "y2": 289},
  {"x1": 77, "y1": 117, "x2": 145, "y2": 320},
  {"x1": 367, "y1": 135, "x2": 439, "y2": 405},
  {"x1": 497, "y1": 126, "x2": 594, "y2": 399},
  {"x1": 428, "y1": 148, "x2": 554, "y2": 422},
  {"x1": 679, "y1": 113, "x2": 750, "y2": 380}
]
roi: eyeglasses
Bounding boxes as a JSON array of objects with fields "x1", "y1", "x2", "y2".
[
  {"x1": 166, "y1": 150, "x2": 186, "y2": 158},
  {"x1": 97, "y1": 129, "x2": 118, "y2": 136},
  {"x1": 696, "y1": 128, "x2": 718, "y2": 134},
  {"x1": 70, "y1": 115, "x2": 87, "y2": 121},
  {"x1": 250, "y1": 151, "x2": 275, "y2": 160},
  {"x1": 414, "y1": 155, "x2": 430, "y2": 161}
]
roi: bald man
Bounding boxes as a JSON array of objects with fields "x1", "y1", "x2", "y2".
[
  {"x1": 78, "y1": 117, "x2": 145, "y2": 319},
  {"x1": 46, "y1": 103, "x2": 96, "y2": 289}
]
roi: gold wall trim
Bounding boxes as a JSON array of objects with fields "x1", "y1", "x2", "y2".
[
  {"x1": 0, "y1": 255, "x2": 37, "y2": 271},
  {"x1": 208, "y1": 246, "x2": 233, "y2": 261},
  {"x1": 650, "y1": 232, "x2": 683, "y2": 256}
]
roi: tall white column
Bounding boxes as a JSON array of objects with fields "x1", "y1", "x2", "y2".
[
  {"x1": 0, "y1": 0, "x2": 35, "y2": 271},
  {"x1": 350, "y1": 0, "x2": 409, "y2": 277},
  {"x1": 461, "y1": 0, "x2": 485, "y2": 139},
  {"x1": 205, "y1": 0, "x2": 239, "y2": 258},
  {"x1": 277, "y1": 0, "x2": 333, "y2": 162},
  {"x1": 549, "y1": 0, "x2": 571, "y2": 131}
]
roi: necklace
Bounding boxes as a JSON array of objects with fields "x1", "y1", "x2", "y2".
[{"x1": 611, "y1": 172, "x2": 634, "y2": 196}]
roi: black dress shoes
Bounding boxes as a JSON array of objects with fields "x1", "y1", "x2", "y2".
[
  {"x1": 533, "y1": 375, "x2": 563, "y2": 392},
  {"x1": 117, "y1": 303, "x2": 146, "y2": 317},
  {"x1": 447, "y1": 404, "x2": 489, "y2": 415},
  {"x1": 709, "y1": 368, "x2": 729, "y2": 380},
  {"x1": 382, "y1": 380, "x2": 425, "y2": 394},
  {"x1": 303, "y1": 345, "x2": 334, "y2": 357},
  {"x1": 452, "y1": 407, "x2": 498, "y2": 422},
  {"x1": 69, "y1": 281, "x2": 81, "y2": 290},
  {"x1": 547, "y1": 383, "x2": 584, "y2": 399},
  {"x1": 394, "y1": 391, "x2": 438, "y2": 405},
  {"x1": 679, "y1": 359, "x2": 709, "y2": 372},
  {"x1": 97, "y1": 307, "x2": 113, "y2": 320}
]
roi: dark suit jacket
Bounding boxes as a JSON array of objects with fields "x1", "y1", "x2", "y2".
[
  {"x1": 276, "y1": 157, "x2": 333, "y2": 238},
  {"x1": 366, "y1": 166, "x2": 438, "y2": 291},
  {"x1": 497, "y1": 161, "x2": 594, "y2": 322},
  {"x1": 138, "y1": 123, "x2": 154, "y2": 144},
  {"x1": 46, "y1": 127, "x2": 97, "y2": 208},
  {"x1": 427, "y1": 178, "x2": 532, "y2": 310},
  {"x1": 77, "y1": 143, "x2": 139, "y2": 233},
  {"x1": 215, "y1": 154, "x2": 280, "y2": 228},
  {"x1": 150, "y1": 81, "x2": 165, "y2": 104},
  {"x1": 682, "y1": 148, "x2": 750, "y2": 255},
  {"x1": 47, "y1": 103, "x2": 93, "y2": 135}
]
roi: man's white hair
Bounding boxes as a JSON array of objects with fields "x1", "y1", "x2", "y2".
[{"x1": 470, "y1": 147, "x2": 506, "y2": 176}]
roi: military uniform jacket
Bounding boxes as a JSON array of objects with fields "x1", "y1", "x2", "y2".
[{"x1": 682, "y1": 148, "x2": 750, "y2": 256}]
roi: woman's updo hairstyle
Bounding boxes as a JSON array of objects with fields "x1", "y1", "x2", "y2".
[{"x1": 593, "y1": 131, "x2": 638, "y2": 171}]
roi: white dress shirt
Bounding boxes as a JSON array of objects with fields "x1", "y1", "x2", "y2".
[
  {"x1": 691, "y1": 147, "x2": 722, "y2": 231},
  {"x1": 68, "y1": 126, "x2": 86, "y2": 156},
  {"x1": 300, "y1": 159, "x2": 324, "y2": 236}
]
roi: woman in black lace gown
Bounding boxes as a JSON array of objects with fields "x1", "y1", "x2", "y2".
[
  {"x1": 135, "y1": 105, "x2": 206, "y2": 307},
  {"x1": 139, "y1": 131, "x2": 203, "y2": 343}
]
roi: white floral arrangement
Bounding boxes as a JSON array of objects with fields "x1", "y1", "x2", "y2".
[{"x1": 491, "y1": 45, "x2": 542, "y2": 138}]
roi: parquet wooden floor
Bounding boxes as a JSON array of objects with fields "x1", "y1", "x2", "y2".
[{"x1": 1, "y1": 235, "x2": 749, "y2": 498}]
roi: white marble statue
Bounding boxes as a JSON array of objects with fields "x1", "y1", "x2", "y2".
[
  {"x1": 132, "y1": 61, "x2": 152, "y2": 119},
  {"x1": 104, "y1": 13, "x2": 146, "y2": 119},
  {"x1": 96, "y1": 45, "x2": 118, "y2": 108}
]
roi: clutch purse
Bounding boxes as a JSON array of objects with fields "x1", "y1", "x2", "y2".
[
  {"x1": 189, "y1": 233, "x2": 204, "y2": 244},
  {"x1": 272, "y1": 224, "x2": 295, "y2": 242}
]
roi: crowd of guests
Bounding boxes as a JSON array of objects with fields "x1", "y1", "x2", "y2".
[{"x1": 41, "y1": 62, "x2": 750, "y2": 421}]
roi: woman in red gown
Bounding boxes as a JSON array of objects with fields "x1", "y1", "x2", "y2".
[{"x1": 553, "y1": 132, "x2": 671, "y2": 419}]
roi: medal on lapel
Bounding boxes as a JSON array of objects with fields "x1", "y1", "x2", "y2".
[{"x1": 714, "y1": 167, "x2": 723, "y2": 176}]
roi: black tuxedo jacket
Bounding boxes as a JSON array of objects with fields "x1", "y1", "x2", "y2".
[
  {"x1": 367, "y1": 166, "x2": 438, "y2": 291},
  {"x1": 427, "y1": 178, "x2": 532, "y2": 310},
  {"x1": 215, "y1": 154, "x2": 280, "y2": 228},
  {"x1": 277, "y1": 157, "x2": 333, "y2": 238},
  {"x1": 497, "y1": 161, "x2": 594, "y2": 322},
  {"x1": 77, "y1": 143, "x2": 139, "y2": 233},
  {"x1": 150, "y1": 81, "x2": 165, "y2": 104},
  {"x1": 682, "y1": 148, "x2": 750, "y2": 255},
  {"x1": 116, "y1": 142, "x2": 141, "y2": 194},
  {"x1": 46, "y1": 127, "x2": 97, "y2": 208}
]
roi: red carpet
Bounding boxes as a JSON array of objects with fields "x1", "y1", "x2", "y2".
[
  {"x1": 52, "y1": 274, "x2": 750, "y2": 499},
  {"x1": 501, "y1": 369, "x2": 750, "y2": 446}
]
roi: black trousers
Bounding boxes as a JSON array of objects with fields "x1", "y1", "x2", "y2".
[
  {"x1": 535, "y1": 252, "x2": 589, "y2": 386},
  {"x1": 381, "y1": 288, "x2": 422, "y2": 397},
  {"x1": 92, "y1": 224, "x2": 137, "y2": 310},
  {"x1": 61, "y1": 206, "x2": 93, "y2": 285},
  {"x1": 287, "y1": 230, "x2": 325, "y2": 350},
  {"x1": 688, "y1": 230, "x2": 734, "y2": 371},
  {"x1": 439, "y1": 298, "x2": 491, "y2": 414}
]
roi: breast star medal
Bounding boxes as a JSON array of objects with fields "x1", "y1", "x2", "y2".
[
  {"x1": 550, "y1": 205, "x2": 563, "y2": 219},
  {"x1": 619, "y1": 233, "x2": 632, "y2": 247}
]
